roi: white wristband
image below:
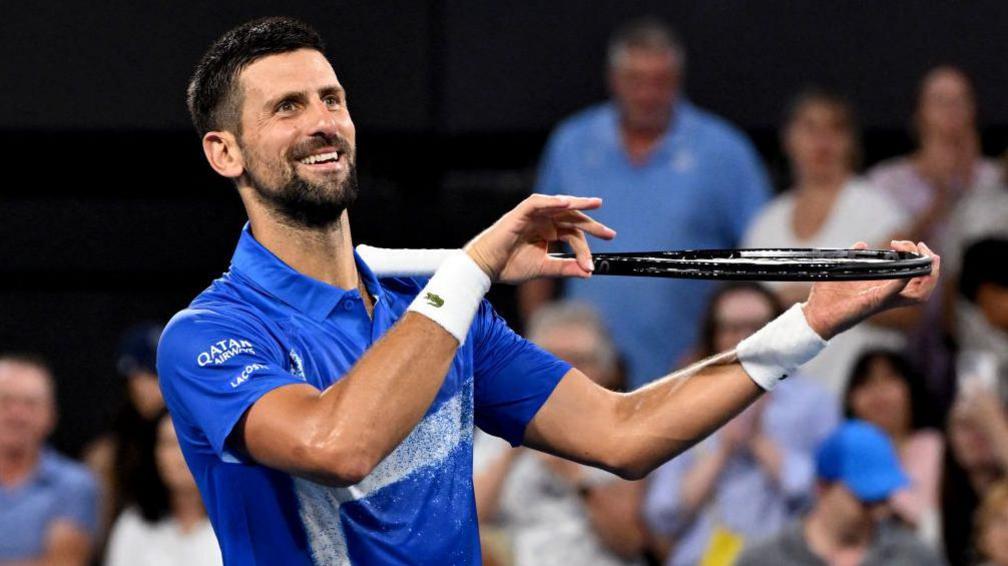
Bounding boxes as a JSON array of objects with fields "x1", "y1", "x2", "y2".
[
  {"x1": 407, "y1": 253, "x2": 491, "y2": 344},
  {"x1": 736, "y1": 303, "x2": 828, "y2": 391},
  {"x1": 356, "y1": 245, "x2": 459, "y2": 277}
]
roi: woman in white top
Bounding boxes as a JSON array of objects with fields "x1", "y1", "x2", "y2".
[
  {"x1": 744, "y1": 88, "x2": 909, "y2": 394},
  {"x1": 104, "y1": 414, "x2": 221, "y2": 566}
]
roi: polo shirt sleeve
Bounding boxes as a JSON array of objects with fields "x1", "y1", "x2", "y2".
[
  {"x1": 56, "y1": 465, "x2": 100, "y2": 538},
  {"x1": 533, "y1": 126, "x2": 567, "y2": 196},
  {"x1": 157, "y1": 307, "x2": 306, "y2": 461},
  {"x1": 711, "y1": 134, "x2": 772, "y2": 245},
  {"x1": 470, "y1": 300, "x2": 572, "y2": 446}
]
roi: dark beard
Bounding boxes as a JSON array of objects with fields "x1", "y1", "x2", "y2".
[{"x1": 242, "y1": 142, "x2": 359, "y2": 230}]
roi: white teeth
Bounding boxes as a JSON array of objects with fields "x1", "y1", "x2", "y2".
[{"x1": 299, "y1": 151, "x2": 341, "y2": 165}]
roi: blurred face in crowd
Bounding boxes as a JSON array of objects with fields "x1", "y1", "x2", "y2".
[
  {"x1": 155, "y1": 415, "x2": 198, "y2": 493},
  {"x1": 916, "y1": 67, "x2": 976, "y2": 141},
  {"x1": 784, "y1": 99, "x2": 854, "y2": 186},
  {"x1": 609, "y1": 46, "x2": 681, "y2": 133},
  {"x1": 980, "y1": 499, "x2": 1008, "y2": 566},
  {"x1": 712, "y1": 289, "x2": 776, "y2": 353},
  {"x1": 0, "y1": 361, "x2": 56, "y2": 455},
  {"x1": 817, "y1": 481, "x2": 885, "y2": 534},
  {"x1": 533, "y1": 323, "x2": 619, "y2": 391},
  {"x1": 949, "y1": 401, "x2": 997, "y2": 470},
  {"x1": 977, "y1": 282, "x2": 1008, "y2": 332},
  {"x1": 127, "y1": 369, "x2": 164, "y2": 421},
  {"x1": 222, "y1": 48, "x2": 358, "y2": 229},
  {"x1": 848, "y1": 356, "x2": 912, "y2": 439}
]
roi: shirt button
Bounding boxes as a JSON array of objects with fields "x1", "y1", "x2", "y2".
[{"x1": 343, "y1": 302, "x2": 353, "y2": 310}]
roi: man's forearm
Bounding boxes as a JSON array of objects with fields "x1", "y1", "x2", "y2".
[{"x1": 611, "y1": 351, "x2": 763, "y2": 478}]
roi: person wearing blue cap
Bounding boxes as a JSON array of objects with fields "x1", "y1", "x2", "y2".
[{"x1": 737, "y1": 420, "x2": 945, "y2": 565}]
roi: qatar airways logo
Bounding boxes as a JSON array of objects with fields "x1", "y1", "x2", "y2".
[{"x1": 196, "y1": 338, "x2": 256, "y2": 367}]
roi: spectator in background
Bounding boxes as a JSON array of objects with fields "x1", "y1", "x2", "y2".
[
  {"x1": 0, "y1": 354, "x2": 99, "y2": 565},
  {"x1": 869, "y1": 66, "x2": 1002, "y2": 395},
  {"x1": 105, "y1": 413, "x2": 221, "y2": 566},
  {"x1": 643, "y1": 282, "x2": 837, "y2": 566},
  {"x1": 942, "y1": 391, "x2": 1008, "y2": 566},
  {"x1": 974, "y1": 480, "x2": 1008, "y2": 566},
  {"x1": 84, "y1": 322, "x2": 166, "y2": 539},
  {"x1": 520, "y1": 17, "x2": 771, "y2": 389},
  {"x1": 743, "y1": 88, "x2": 909, "y2": 394},
  {"x1": 843, "y1": 349, "x2": 943, "y2": 545},
  {"x1": 737, "y1": 420, "x2": 944, "y2": 566},
  {"x1": 957, "y1": 239, "x2": 1008, "y2": 388},
  {"x1": 868, "y1": 66, "x2": 1000, "y2": 258},
  {"x1": 473, "y1": 302, "x2": 647, "y2": 566}
]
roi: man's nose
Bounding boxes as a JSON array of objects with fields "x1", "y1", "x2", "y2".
[{"x1": 306, "y1": 98, "x2": 341, "y2": 138}]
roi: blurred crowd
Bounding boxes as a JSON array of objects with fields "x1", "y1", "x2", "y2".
[{"x1": 4, "y1": 16, "x2": 1008, "y2": 566}]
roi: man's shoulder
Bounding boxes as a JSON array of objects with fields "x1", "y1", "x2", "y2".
[{"x1": 40, "y1": 449, "x2": 97, "y2": 493}]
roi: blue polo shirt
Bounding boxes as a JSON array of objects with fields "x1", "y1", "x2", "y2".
[
  {"x1": 0, "y1": 449, "x2": 99, "y2": 560},
  {"x1": 536, "y1": 101, "x2": 770, "y2": 387},
  {"x1": 156, "y1": 224, "x2": 571, "y2": 565}
]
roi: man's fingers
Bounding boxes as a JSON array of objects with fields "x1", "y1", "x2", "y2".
[
  {"x1": 521, "y1": 194, "x2": 603, "y2": 216},
  {"x1": 559, "y1": 228, "x2": 595, "y2": 273},
  {"x1": 556, "y1": 210, "x2": 616, "y2": 240}
]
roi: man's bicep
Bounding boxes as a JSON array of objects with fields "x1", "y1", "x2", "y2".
[
  {"x1": 230, "y1": 382, "x2": 328, "y2": 476},
  {"x1": 522, "y1": 368, "x2": 625, "y2": 471}
]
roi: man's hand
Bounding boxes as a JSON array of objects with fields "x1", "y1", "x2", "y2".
[
  {"x1": 803, "y1": 240, "x2": 941, "y2": 340},
  {"x1": 464, "y1": 194, "x2": 616, "y2": 283}
]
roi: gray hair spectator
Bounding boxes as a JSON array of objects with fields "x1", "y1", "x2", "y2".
[
  {"x1": 737, "y1": 420, "x2": 945, "y2": 566},
  {"x1": 0, "y1": 354, "x2": 99, "y2": 565},
  {"x1": 473, "y1": 301, "x2": 647, "y2": 566},
  {"x1": 520, "y1": 16, "x2": 771, "y2": 390}
]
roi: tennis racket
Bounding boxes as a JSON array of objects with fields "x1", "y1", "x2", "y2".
[{"x1": 550, "y1": 248, "x2": 933, "y2": 281}]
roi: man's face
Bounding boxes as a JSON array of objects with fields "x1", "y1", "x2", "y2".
[
  {"x1": 534, "y1": 324, "x2": 618, "y2": 390},
  {"x1": 784, "y1": 101, "x2": 853, "y2": 184},
  {"x1": 818, "y1": 482, "x2": 886, "y2": 534},
  {"x1": 608, "y1": 47, "x2": 681, "y2": 132},
  {"x1": 233, "y1": 48, "x2": 358, "y2": 229},
  {"x1": 0, "y1": 362, "x2": 55, "y2": 453}
]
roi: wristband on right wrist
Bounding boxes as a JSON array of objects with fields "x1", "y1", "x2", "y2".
[
  {"x1": 736, "y1": 303, "x2": 828, "y2": 391},
  {"x1": 406, "y1": 253, "x2": 491, "y2": 344}
]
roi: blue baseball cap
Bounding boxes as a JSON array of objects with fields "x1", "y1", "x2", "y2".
[
  {"x1": 116, "y1": 322, "x2": 164, "y2": 377},
  {"x1": 815, "y1": 420, "x2": 909, "y2": 502}
]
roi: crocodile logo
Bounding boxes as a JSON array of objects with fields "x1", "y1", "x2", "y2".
[{"x1": 425, "y1": 292, "x2": 444, "y2": 308}]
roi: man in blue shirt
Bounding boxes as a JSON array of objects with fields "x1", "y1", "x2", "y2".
[
  {"x1": 522, "y1": 18, "x2": 771, "y2": 388},
  {"x1": 158, "y1": 16, "x2": 940, "y2": 565},
  {"x1": 0, "y1": 355, "x2": 99, "y2": 564}
]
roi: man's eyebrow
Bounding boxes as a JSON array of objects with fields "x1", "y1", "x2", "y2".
[
  {"x1": 264, "y1": 90, "x2": 308, "y2": 110},
  {"x1": 319, "y1": 85, "x2": 345, "y2": 98}
]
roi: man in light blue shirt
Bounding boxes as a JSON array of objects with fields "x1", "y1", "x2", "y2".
[
  {"x1": 0, "y1": 355, "x2": 99, "y2": 564},
  {"x1": 523, "y1": 18, "x2": 771, "y2": 388}
]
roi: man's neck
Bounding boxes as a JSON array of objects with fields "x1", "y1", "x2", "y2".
[
  {"x1": 170, "y1": 488, "x2": 207, "y2": 533},
  {"x1": 0, "y1": 445, "x2": 41, "y2": 487},
  {"x1": 803, "y1": 507, "x2": 874, "y2": 561},
  {"x1": 247, "y1": 208, "x2": 359, "y2": 290}
]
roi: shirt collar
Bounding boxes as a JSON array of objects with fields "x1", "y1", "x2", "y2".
[{"x1": 230, "y1": 223, "x2": 384, "y2": 321}]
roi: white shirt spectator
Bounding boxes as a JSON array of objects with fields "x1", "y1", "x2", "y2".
[
  {"x1": 104, "y1": 506, "x2": 222, "y2": 566},
  {"x1": 743, "y1": 178, "x2": 909, "y2": 394}
]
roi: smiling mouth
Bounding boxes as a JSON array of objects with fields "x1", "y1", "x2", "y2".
[{"x1": 298, "y1": 150, "x2": 343, "y2": 166}]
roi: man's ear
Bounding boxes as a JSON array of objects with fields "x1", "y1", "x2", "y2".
[{"x1": 202, "y1": 130, "x2": 244, "y2": 179}]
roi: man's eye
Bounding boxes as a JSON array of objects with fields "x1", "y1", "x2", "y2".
[
  {"x1": 324, "y1": 96, "x2": 341, "y2": 108},
  {"x1": 277, "y1": 101, "x2": 295, "y2": 113}
]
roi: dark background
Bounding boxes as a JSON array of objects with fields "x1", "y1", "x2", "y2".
[{"x1": 3, "y1": 1, "x2": 1007, "y2": 453}]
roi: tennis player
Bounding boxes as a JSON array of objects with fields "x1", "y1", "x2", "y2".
[{"x1": 157, "y1": 17, "x2": 941, "y2": 565}]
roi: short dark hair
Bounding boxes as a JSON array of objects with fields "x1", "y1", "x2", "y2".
[
  {"x1": 186, "y1": 16, "x2": 325, "y2": 136},
  {"x1": 960, "y1": 238, "x2": 1008, "y2": 302},
  {"x1": 783, "y1": 86, "x2": 863, "y2": 170}
]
